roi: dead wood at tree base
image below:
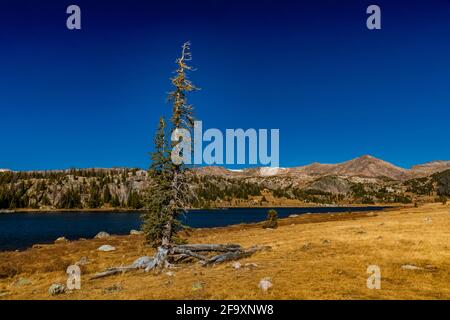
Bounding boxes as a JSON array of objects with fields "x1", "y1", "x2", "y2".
[
  {"x1": 174, "y1": 244, "x2": 243, "y2": 252},
  {"x1": 202, "y1": 245, "x2": 270, "y2": 266},
  {"x1": 90, "y1": 244, "x2": 271, "y2": 280},
  {"x1": 89, "y1": 266, "x2": 136, "y2": 280}
]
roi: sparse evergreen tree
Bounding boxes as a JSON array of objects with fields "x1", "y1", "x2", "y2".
[
  {"x1": 142, "y1": 117, "x2": 176, "y2": 247},
  {"x1": 103, "y1": 186, "x2": 112, "y2": 204},
  {"x1": 142, "y1": 42, "x2": 198, "y2": 265},
  {"x1": 111, "y1": 194, "x2": 120, "y2": 207},
  {"x1": 262, "y1": 209, "x2": 278, "y2": 229},
  {"x1": 88, "y1": 181, "x2": 102, "y2": 208}
]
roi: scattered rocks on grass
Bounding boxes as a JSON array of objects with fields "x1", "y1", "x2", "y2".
[
  {"x1": 258, "y1": 277, "x2": 273, "y2": 292},
  {"x1": 55, "y1": 237, "x2": 68, "y2": 243},
  {"x1": 97, "y1": 245, "x2": 116, "y2": 252},
  {"x1": 48, "y1": 283, "x2": 66, "y2": 296},
  {"x1": 401, "y1": 264, "x2": 423, "y2": 271},
  {"x1": 231, "y1": 262, "x2": 241, "y2": 269},
  {"x1": 12, "y1": 277, "x2": 31, "y2": 287},
  {"x1": 94, "y1": 231, "x2": 110, "y2": 239},
  {"x1": 131, "y1": 256, "x2": 153, "y2": 269},
  {"x1": 244, "y1": 263, "x2": 258, "y2": 269}
]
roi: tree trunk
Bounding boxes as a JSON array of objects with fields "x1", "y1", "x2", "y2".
[{"x1": 161, "y1": 217, "x2": 173, "y2": 249}]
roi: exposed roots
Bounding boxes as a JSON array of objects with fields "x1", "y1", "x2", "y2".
[{"x1": 90, "y1": 244, "x2": 270, "y2": 280}]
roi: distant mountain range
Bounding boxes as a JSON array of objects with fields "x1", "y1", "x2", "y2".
[
  {"x1": 1, "y1": 155, "x2": 449, "y2": 209},
  {"x1": 195, "y1": 155, "x2": 450, "y2": 180}
]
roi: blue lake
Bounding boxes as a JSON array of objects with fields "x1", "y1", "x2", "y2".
[{"x1": 0, "y1": 206, "x2": 387, "y2": 251}]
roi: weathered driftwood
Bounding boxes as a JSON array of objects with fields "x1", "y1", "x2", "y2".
[
  {"x1": 90, "y1": 244, "x2": 271, "y2": 280},
  {"x1": 144, "y1": 247, "x2": 170, "y2": 272},
  {"x1": 90, "y1": 266, "x2": 136, "y2": 280},
  {"x1": 202, "y1": 245, "x2": 271, "y2": 266},
  {"x1": 175, "y1": 244, "x2": 242, "y2": 252},
  {"x1": 171, "y1": 247, "x2": 209, "y2": 261}
]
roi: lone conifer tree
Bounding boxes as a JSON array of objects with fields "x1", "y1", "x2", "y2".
[
  {"x1": 142, "y1": 117, "x2": 175, "y2": 247},
  {"x1": 161, "y1": 41, "x2": 199, "y2": 248},
  {"x1": 143, "y1": 42, "x2": 198, "y2": 267},
  {"x1": 97, "y1": 42, "x2": 268, "y2": 276}
]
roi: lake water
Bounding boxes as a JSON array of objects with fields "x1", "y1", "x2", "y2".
[{"x1": 0, "y1": 206, "x2": 386, "y2": 251}]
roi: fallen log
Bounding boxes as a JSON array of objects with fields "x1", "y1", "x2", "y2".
[
  {"x1": 90, "y1": 266, "x2": 136, "y2": 280},
  {"x1": 90, "y1": 244, "x2": 271, "y2": 280},
  {"x1": 174, "y1": 244, "x2": 242, "y2": 252},
  {"x1": 202, "y1": 245, "x2": 271, "y2": 266},
  {"x1": 171, "y1": 247, "x2": 209, "y2": 261}
]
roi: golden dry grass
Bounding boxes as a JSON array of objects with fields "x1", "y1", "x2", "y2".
[{"x1": 1, "y1": 203, "x2": 450, "y2": 300}]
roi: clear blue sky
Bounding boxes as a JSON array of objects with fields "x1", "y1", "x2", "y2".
[{"x1": 1, "y1": 0, "x2": 450, "y2": 170}]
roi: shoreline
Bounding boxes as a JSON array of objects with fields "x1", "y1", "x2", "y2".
[
  {"x1": 1, "y1": 203, "x2": 449, "y2": 299},
  {"x1": 0, "y1": 206, "x2": 391, "y2": 253},
  {"x1": 0, "y1": 203, "x2": 405, "y2": 214}
]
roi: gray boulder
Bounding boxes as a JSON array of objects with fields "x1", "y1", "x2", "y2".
[
  {"x1": 94, "y1": 231, "x2": 110, "y2": 239},
  {"x1": 55, "y1": 237, "x2": 68, "y2": 243},
  {"x1": 131, "y1": 256, "x2": 153, "y2": 269},
  {"x1": 48, "y1": 283, "x2": 66, "y2": 296},
  {"x1": 258, "y1": 277, "x2": 273, "y2": 292},
  {"x1": 97, "y1": 245, "x2": 116, "y2": 252},
  {"x1": 12, "y1": 277, "x2": 32, "y2": 287},
  {"x1": 401, "y1": 264, "x2": 423, "y2": 271}
]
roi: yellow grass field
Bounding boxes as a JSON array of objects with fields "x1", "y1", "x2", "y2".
[{"x1": 1, "y1": 203, "x2": 450, "y2": 300}]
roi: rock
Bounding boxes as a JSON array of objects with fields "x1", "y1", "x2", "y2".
[
  {"x1": 321, "y1": 239, "x2": 331, "y2": 244},
  {"x1": 97, "y1": 245, "x2": 116, "y2": 252},
  {"x1": 55, "y1": 237, "x2": 68, "y2": 243},
  {"x1": 289, "y1": 214, "x2": 299, "y2": 218},
  {"x1": 258, "y1": 277, "x2": 273, "y2": 292},
  {"x1": 76, "y1": 256, "x2": 89, "y2": 266},
  {"x1": 244, "y1": 263, "x2": 258, "y2": 268},
  {"x1": 94, "y1": 231, "x2": 110, "y2": 239},
  {"x1": 401, "y1": 264, "x2": 423, "y2": 271},
  {"x1": 231, "y1": 262, "x2": 241, "y2": 269},
  {"x1": 48, "y1": 283, "x2": 66, "y2": 296},
  {"x1": 165, "y1": 271, "x2": 175, "y2": 277},
  {"x1": 192, "y1": 281, "x2": 203, "y2": 291},
  {"x1": 131, "y1": 256, "x2": 153, "y2": 269},
  {"x1": 12, "y1": 277, "x2": 31, "y2": 287},
  {"x1": 130, "y1": 229, "x2": 143, "y2": 235}
]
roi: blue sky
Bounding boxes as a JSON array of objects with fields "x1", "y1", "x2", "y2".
[{"x1": 1, "y1": 0, "x2": 450, "y2": 170}]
